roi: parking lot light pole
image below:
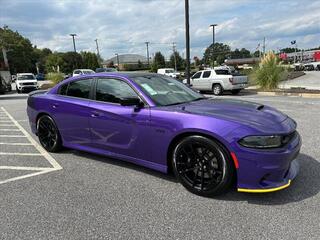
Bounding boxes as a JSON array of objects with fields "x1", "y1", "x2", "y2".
[
  {"x1": 185, "y1": 0, "x2": 190, "y2": 85},
  {"x1": 145, "y1": 42, "x2": 150, "y2": 67},
  {"x1": 115, "y1": 53, "x2": 120, "y2": 69},
  {"x1": 210, "y1": 24, "x2": 217, "y2": 68},
  {"x1": 70, "y1": 34, "x2": 77, "y2": 52}
]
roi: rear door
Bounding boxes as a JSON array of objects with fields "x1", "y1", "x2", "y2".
[
  {"x1": 50, "y1": 78, "x2": 93, "y2": 146},
  {"x1": 88, "y1": 77, "x2": 151, "y2": 161}
]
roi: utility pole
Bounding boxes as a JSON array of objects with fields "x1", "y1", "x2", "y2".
[
  {"x1": 184, "y1": 0, "x2": 191, "y2": 85},
  {"x1": 94, "y1": 39, "x2": 100, "y2": 59},
  {"x1": 145, "y1": 41, "x2": 150, "y2": 66},
  {"x1": 262, "y1": 37, "x2": 266, "y2": 56},
  {"x1": 115, "y1": 53, "x2": 120, "y2": 69},
  {"x1": 172, "y1": 42, "x2": 177, "y2": 71},
  {"x1": 210, "y1": 24, "x2": 217, "y2": 67},
  {"x1": 70, "y1": 34, "x2": 77, "y2": 52}
]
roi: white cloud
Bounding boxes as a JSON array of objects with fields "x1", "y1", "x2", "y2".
[{"x1": 1, "y1": 0, "x2": 319, "y2": 60}]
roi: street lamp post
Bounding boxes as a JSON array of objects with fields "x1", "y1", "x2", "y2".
[
  {"x1": 70, "y1": 34, "x2": 77, "y2": 52},
  {"x1": 210, "y1": 24, "x2": 217, "y2": 67},
  {"x1": 145, "y1": 42, "x2": 150, "y2": 66},
  {"x1": 184, "y1": 0, "x2": 191, "y2": 85},
  {"x1": 115, "y1": 53, "x2": 120, "y2": 69}
]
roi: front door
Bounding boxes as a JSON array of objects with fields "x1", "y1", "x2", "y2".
[{"x1": 88, "y1": 77, "x2": 151, "y2": 161}]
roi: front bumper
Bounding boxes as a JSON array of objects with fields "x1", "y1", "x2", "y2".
[{"x1": 234, "y1": 132, "x2": 301, "y2": 193}]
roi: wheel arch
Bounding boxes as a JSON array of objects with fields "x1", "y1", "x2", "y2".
[{"x1": 166, "y1": 130, "x2": 236, "y2": 174}]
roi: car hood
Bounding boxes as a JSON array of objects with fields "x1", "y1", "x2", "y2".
[{"x1": 165, "y1": 98, "x2": 288, "y2": 127}]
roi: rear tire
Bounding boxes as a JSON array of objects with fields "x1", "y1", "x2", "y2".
[
  {"x1": 212, "y1": 84, "x2": 223, "y2": 95},
  {"x1": 172, "y1": 136, "x2": 235, "y2": 196},
  {"x1": 37, "y1": 115, "x2": 62, "y2": 152},
  {"x1": 231, "y1": 89, "x2": 241, "y2": 95}
]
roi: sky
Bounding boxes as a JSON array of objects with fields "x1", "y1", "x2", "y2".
[{"x1": 0, "y1": 0, "x2": 319, "y2": 60}]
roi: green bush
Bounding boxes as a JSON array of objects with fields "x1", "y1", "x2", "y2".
[
  {"x1": 46, "y1": 72, "x2": 64, "y2": 86},
  {"x1": 256, "y1": 52, "x2": 284, "y2": 90}
]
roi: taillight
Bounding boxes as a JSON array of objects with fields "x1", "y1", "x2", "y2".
[{"x1": 229, "y1": 77, "x2": 234, "y2": 84}]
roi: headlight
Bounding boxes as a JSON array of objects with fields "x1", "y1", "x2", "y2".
[{"x1": 239, "y1": 135, "x2": 283, "y2": 149}]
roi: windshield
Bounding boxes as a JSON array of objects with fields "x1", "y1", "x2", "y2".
[
  {"x1": 132, "y1": 75, "x2": 204, "y2": 106},
  {"x1": 17, "y1": 74, "x2": 35, "y2": 80}
]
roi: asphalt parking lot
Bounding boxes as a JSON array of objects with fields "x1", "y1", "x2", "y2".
[{"x1": 0, "y1": 92, "x2": 319, "y2": 240}]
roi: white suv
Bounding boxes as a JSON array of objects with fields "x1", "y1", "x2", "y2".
[
  {"x1": 16, "y1": 73, "x2": 39, "y2": 93},
  {"x1": 72, "y1": 69, "x2": 95, "y2": 77}
]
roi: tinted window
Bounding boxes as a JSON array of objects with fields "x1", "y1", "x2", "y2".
[
  {"x1": 67, "y1": 79, "x2": 92, "y2": 99},
  {"x1": 202, "y1": 71, "x2": 211, "y2": 78},
  {"x1": 215, "y1": 69, "x2": 230, "y2": 75},
  {"x1": 59, "y1": 83, "x2": 68, "y2": 95},
  {"x1": 96, "y1": 78, "x2": 137, "y2": 104},
  {"x1": 192, "y1": 72, "x2": 201, "y2": 79},
  {"x1": 74, "y1": 70, "x2": 80, "y2": 74}
]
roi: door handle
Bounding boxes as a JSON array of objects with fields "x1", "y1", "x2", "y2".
[
  {"x1": 52, "y1": 103, "x2": 59, "y2": 109},
  {"x1": 91, "y1": 111, "x2": 102, "y2": 118}
]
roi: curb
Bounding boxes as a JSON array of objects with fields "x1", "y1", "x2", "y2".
[{"x1": 256, "y1": 91, "x2": 320, "y2": 98}]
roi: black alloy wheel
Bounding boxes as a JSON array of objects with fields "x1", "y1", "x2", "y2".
[
  {"x1": 172, "y1": 136, "x2": 234, "y2": 196},
  {"x1": 37, "y1": 115, "x2": 62, "y2": 152}
]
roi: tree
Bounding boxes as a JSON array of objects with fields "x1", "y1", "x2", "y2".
[
  {"x1": 150, "y1": 52, "x2": 165, "y2": 72},
  {"x1": 203, "y1": 42, "x2": 230, "y2": 66},
  {"x1": 280, "y1": 47, "x2": 300, "y2": 53},
  {"x1": 169, "y1": 51, "x2": 185, "y2": 70},
  {"x1": 0, "y1": 26, "x2": 36, "y2": 73},
  {"x1": 230, "y1": 48, "x2": 251, "y2": 59},
  {"x1": 253, "y1": 50, "x2": 261, "y2": 58},
  {"x1": 33, "y1": 47, "x2": 52, "y2": 73},
  {"x1": 81, "y1": 51, "x2": 100, "y2": 70},
  {"x1": 60, "y1": 52, "x2": 83, "y2": 73},
  {"x1": 45, "y1": 53, "x2": 63, "y2": 72}
]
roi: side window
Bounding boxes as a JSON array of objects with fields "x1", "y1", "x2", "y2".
[
  {"x1": 74, "y1": 70, "x2": 80, "y2": 74},
  {"x1": 96, "y1": 78, "x2": 138, "y2": 104},
  {"x1": 67, "y1": 79, "x2": 92, "y2": 99},
  {"x1": 202, "y1": 71, "x2": 211, "y2": 78},
  {"x1": 59, "y1": 83, "x2": 68, "y2": 95},
  {"x1": 192, "y1": 72, "x2": 202, "y2": 79}
]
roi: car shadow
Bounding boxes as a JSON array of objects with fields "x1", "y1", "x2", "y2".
[
  {"x1": 215, "y1": 153, "x2": 320, "y2": 205},
  {"x1": 61, "y1": 149, "x2": 178, "y2": 183},
  {"x1": 58, "y1": 150, "x2": 319, "y2": 205}
]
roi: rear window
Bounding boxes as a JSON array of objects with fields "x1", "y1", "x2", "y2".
[
  {"x1": 202, "y1": 71, "x2": 211, "y2": 78},
  {"x1": 215, "y1": 70, "x2": 230, "y2": 75},
  {"x1": 59, "y1": 79, "x2": 92, "y2": 99}
]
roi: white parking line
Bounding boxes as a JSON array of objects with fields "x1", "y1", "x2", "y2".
[
  {"x1": 0, "y1": 107, "x2": 63, "y2": 185},
  {"x1": 0, "y1": 129, "x2": 21, "y2": 131},
  {"x1": 0, "y1": 142, "x2": 33, "y2": 146},
  {"x1": 0, "y1": 124, "x2": 16, "y2": 127},
  {"x1": 0, "y1": 152, "x2": 42, "y2": 156},
  {"x1": 0, "y1": 135, "x2": 26, "y2": 137}
]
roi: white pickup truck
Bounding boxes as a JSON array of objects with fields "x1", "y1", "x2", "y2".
[{"x1": 184, "y1": 68, "x2": 248, "y2": 95}]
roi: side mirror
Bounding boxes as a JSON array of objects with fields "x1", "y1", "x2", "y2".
[{"x1": 120, "y1": 97, "x2": 144, "y2": 107}]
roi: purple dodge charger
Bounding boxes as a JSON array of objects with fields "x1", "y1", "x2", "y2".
[{"x1": 27, "y1": 73, "x2": 301, "y2": 196}]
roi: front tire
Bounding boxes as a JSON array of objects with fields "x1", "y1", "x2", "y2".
[
  {"x1": 37, "y1": 115, "x2": 62, "y2": 152},
  {"x1": 212, "y1": 84, "x2": 223, "y2": 95},
  {"x1": 172, "y1": 136, "x2": 235, "y2": 196}
]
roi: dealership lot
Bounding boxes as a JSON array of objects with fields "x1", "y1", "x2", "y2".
[{"x1": 0, "y1": 93, "x2": 319, "y2": 240}]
